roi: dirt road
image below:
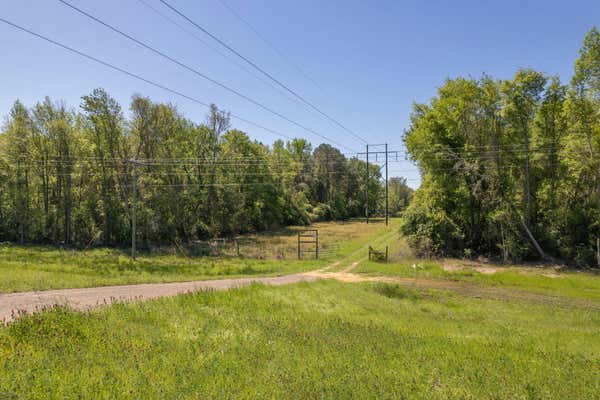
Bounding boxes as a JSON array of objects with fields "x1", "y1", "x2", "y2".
[
  {"x1": 0, "y1": 273, "x2": 319, "y2": 323},
  {"x1": 3, "y1": 266, "x2": 597, "y2": 323}
]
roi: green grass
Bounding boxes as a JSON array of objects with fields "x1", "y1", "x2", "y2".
[
  {"x1": 0, "y1": 219, "x2": 400, "y2": 293},
  {"x1": 356, "y1": 259, "x2": 600, "y2": 302},
  {"x1": 1, "y1": 280, "x2": 599, "y2": 399},
  {"x1": 353, "y1": 232, "x2": 600, "y2": 302},
  {"x1": 3, "y1": 221, "x2": 598, "y2": 398},
  {"x1": 0, "y1": 246, "x2": 317, "y2": 293}
]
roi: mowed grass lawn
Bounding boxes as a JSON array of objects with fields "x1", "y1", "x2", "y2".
[
  {"x1": 0, "y1": 219, "x2": 399, "y2": 293},
  {"x1": 1, "y1": 280, "x2": 599, "y2": 399}
]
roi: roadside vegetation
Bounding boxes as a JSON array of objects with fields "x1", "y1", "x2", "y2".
[
  {"x1": 0, "y1": 219, "x2": 399, "y2": 293},
  {"x1": 354, "y1": 231, "x2": 600, "y2": 302},
  {"x1": 402, "y1": 27, "x2": 600, "y2": 268},
  {"x1": 0, "y1": 93, "x2": 412, "y2": 250},
  {"x1": 357, "y1": 258, "x2": 600, "y2": 302},
  {"x1": 1, "y1": 279, "x2": 598, "y2": 399}
]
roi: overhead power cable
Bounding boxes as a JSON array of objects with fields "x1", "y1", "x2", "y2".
[
  {"x1": 215, "y1": 0, "x2": 327, "y2": 94},
  {"x1": 158, "y1": 0, "x2": 369, "y2": 144},
  {"x1": 135, "y1": 0, "x2": 302, "y2": 106},
  {"x1": 0, "y1": 17, "x2": 295, "y2": 142},
  {"x1": 57, "y1": 0, "x2": 354, "y2": 152}
]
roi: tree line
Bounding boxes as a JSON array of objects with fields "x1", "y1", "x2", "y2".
[
  {"x1": 402, "y1": 27, "x2": 600, "y2": 267},
  {"x1": 0, "y1": 90, "x2": 412, "y2": 248}
]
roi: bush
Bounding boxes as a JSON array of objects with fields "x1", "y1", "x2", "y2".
[
  {"x1": 309, "y1": 203, "x2": 333, "y2": 222},
  {"x1": 401, "y1": 199, "x2": 463, "y2": 258}
]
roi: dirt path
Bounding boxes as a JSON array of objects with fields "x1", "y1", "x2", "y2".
[
  {"x1": 0, "y1": 273, "x2": 319, "y2": 323},
  {"x1": 1, "y1": 229, "x2": 398, "y2": 323},
  {"x1": 4, "y1": 265, "x2": 597, "y2": 323}
]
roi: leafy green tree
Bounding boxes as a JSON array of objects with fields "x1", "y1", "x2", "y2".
[
  {"x1": 81, "y1": 88, "x2": 129, "y2": 245},
  {"x1": 0, "y1": 89, "x2": 403, "y2": 249}
]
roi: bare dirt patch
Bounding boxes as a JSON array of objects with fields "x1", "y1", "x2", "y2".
[{"x1": 442, "y1": 260, "x2": 500, "y2": 274}]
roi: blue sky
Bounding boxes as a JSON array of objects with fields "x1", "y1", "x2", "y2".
[{"x1": 1, "y1": 0, "x2": 598, "y2": 187}]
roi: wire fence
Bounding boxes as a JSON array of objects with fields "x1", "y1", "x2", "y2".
[{"x1": 143, "y1": 234, "x2": 342, "y2": 260}]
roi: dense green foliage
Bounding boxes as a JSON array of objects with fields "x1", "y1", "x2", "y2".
[
  {"x1": 402, "y1": 27, "x2": 600, "y2": 267},
  {"x1": 1, "y1": 279, "x2": 598, "y2": 399},
  {"x1": 0, "y1": 92, "x2": 411, "y2": 247}
]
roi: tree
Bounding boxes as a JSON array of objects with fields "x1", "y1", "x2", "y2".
[
  {"x1": 401, "y1": 27, "x2": 600, "y2": 267},
  {"x1": 501, "y1": 69, "x2": 547, "y2": 227},
  {"x1": 81, "y1": 88, "x2": 129, "y2": 245},
  {"x1": 388, "y1": 177, "x2": 413, "y2": 216},
  {"x1": 565, "y1": 27, "x2": 600, "y2": 267},
  {"x1": 0, "y1": 89, "x2": 407, "y2": 250},
  {"x1": 2, "y1": 101, "x2": 32, "y2": 243}
]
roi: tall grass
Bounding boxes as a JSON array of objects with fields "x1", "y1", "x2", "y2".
[{"x1": 1, "y1": 280, "x2": 598, "y2": 399}]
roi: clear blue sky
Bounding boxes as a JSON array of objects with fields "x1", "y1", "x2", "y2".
[{"x1": 1, "y1": 0, "x2": 598, "y2": 187}]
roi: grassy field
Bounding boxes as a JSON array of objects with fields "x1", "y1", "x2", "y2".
[
  {"x1": 349, "y1": 232, "x2": 600, "y2": 302},
  {"x1": 0, "y1": 219, "x2": 399, "y2": 293},
  {"x1": 2, "y1": 220, "x2": 599, "y2": 398},
  {"x1": 357, "y1": 259, "x2": 600, "y2": 301},
  {"x1": 1, "y1": 279, "x2": 599, "y2": 399}
]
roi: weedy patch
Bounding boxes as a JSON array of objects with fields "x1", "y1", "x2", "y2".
[
  {"x1": 7, "y1": 305, "x2": 85, "y2": 346},
  {"x1": 372, "y1": 283, "x2": 423, "y2": 301}
]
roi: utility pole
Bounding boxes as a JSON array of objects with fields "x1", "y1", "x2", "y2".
[
  {"x1": 385, "y1": 143, "x2": 388, "y2": 226},
  {"x1": 131, "y1": 160, "x2": 138, "y2": 260},
  {"x1": 358, "y1": 145, "x2": 397, "y2": 225},
  {"x1": 365, "y1": 144, "x2": 369, "y2": 224}
]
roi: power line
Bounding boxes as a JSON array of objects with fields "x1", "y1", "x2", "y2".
[
  {"x1": 215, "y1": 0, "x2": 327, "y2": 94},
  {"x1": 158, "y1": 0, "x2": 369, "y2": 145},
  {"x1": 56, "y1": 0, "x2": 354, "y2": 152},
  {"x1": 135, "y1": 0, "x2": 302, "y2": 107},
  {"x1": 10, "y1": 145, "x2": 575, "y2": 169},
  {"x1": 0, "y1": 17, "x2": 320, "y2": 146}
]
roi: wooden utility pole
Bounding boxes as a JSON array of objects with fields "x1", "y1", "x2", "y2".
[
  {"x1": 358, "y1": 144, "x2": 397, "y2": 225},
  {"x1": 385, "y1": 143, "x2": 388, "y2": 226},
  {"x1": 365, "y1": 144, "x2": 369, "y2": 224}
]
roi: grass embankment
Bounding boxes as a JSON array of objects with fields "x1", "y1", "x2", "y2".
[
  {"x1": 353, "y1": 233, "x2": 600, "y2": 302},
  {"x1": 1, "y1": 280, "x2": 598, "y2": 399},
  {"x1": 0, "y1": 219, "x2": 399, "y2": 293},
  {"x1": 358, "y1": 259, "x2": 600, "y2": 301}
]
